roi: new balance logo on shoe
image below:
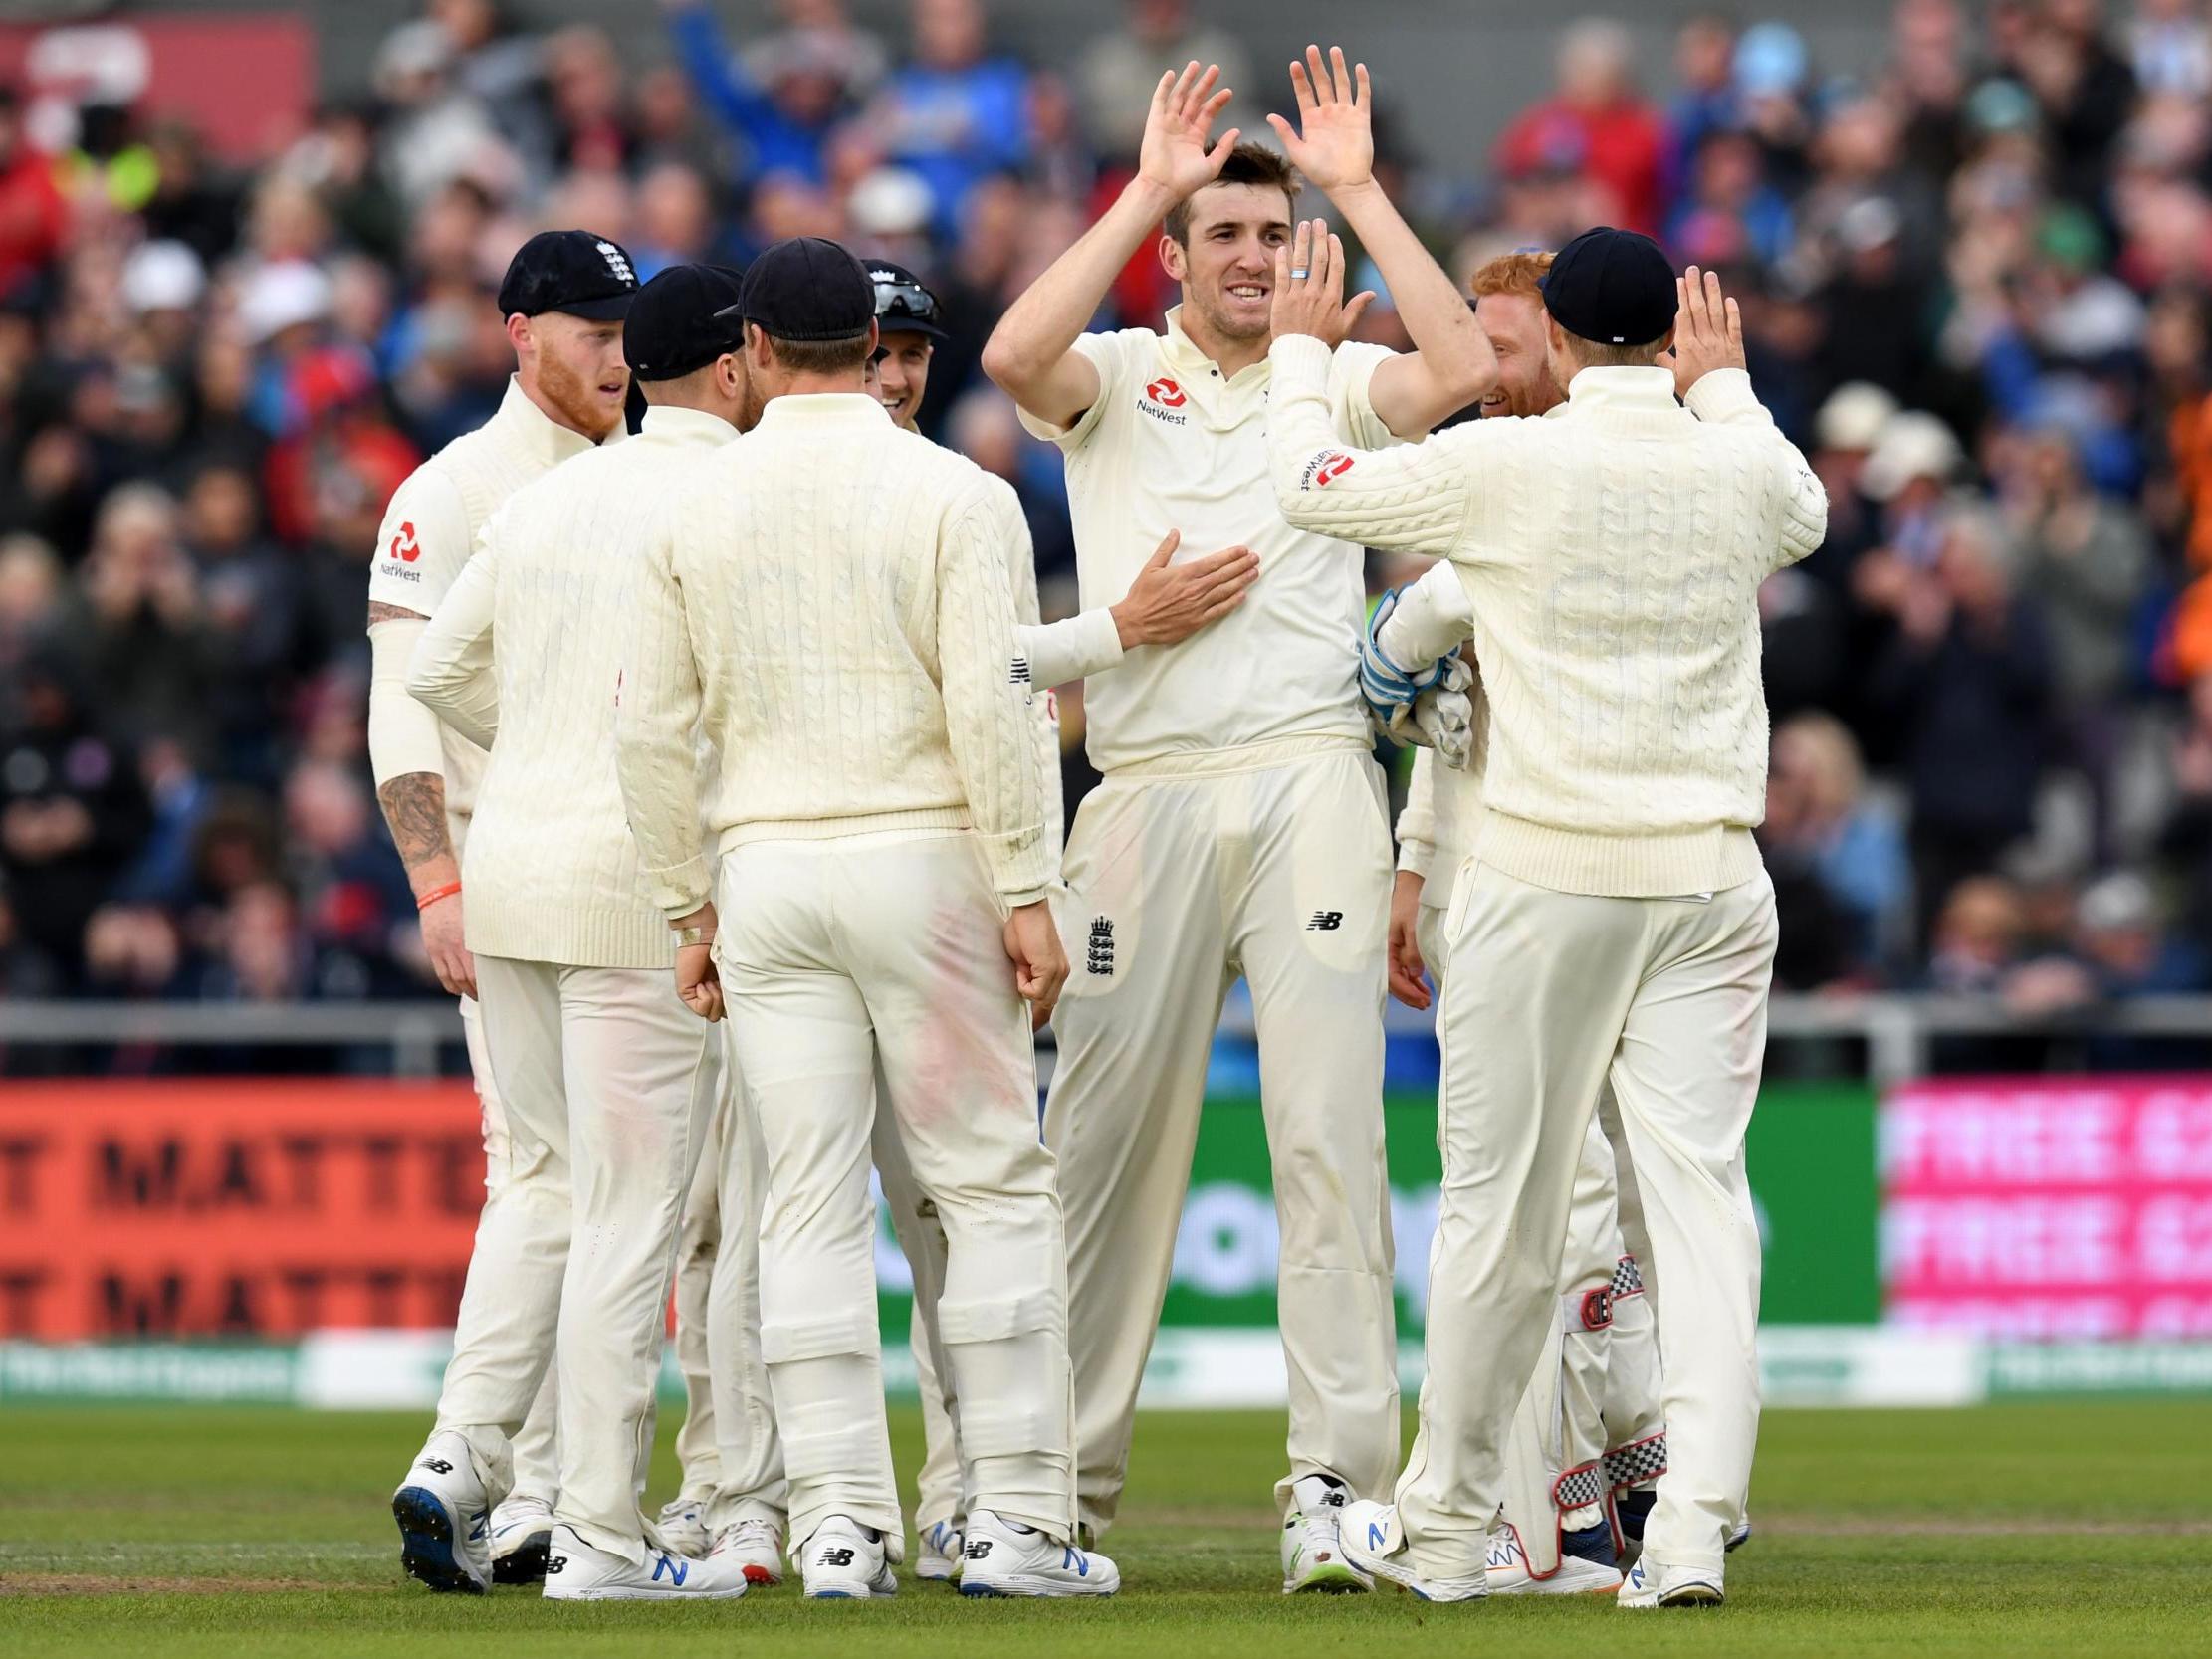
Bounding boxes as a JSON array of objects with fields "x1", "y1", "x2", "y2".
[
  {"x1": 1319, "y1": 1489, "x2": 1346, "y2": 1508},
  {"x1": 419, "y1": 1458, "x2": 454, "y2": 1475},
  {"x1": 1307, "y1": 911, "x2": 1344, "y2": 931},
  {"x1": 819, "y1": 1547, "x2": 855, "y2": 1567},
  {"x1": 545, "y1": 1555, "x2": 567, "y2": 1575},
  {"x1": 964, "y1": 1539, "x2": 994, "y2": 1560},
  {"x1": 651, "y1": 1555, "x2": 688, "y2": 1586}
]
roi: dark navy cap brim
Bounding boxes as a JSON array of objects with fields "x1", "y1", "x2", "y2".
[{"x1": 545, "y1": 290, "x2": 636, "y2": 321}]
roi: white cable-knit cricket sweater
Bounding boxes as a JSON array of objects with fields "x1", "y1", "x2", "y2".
[
  {"x1": 407, "y1": 405, "x2": 734, "y2": 967},
  {"x1": 1270, "y1": 343, "x2": 1827, "y2": 899},
  {"x1": 614, "y1": 392, "x2": 1050, "y2": 918}
]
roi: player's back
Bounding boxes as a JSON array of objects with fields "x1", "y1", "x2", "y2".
[
  {"x1": 663, "y1": 394, "x2": 1016, "y2": 847},
  {"x1": 1439, "y1": 374, "x2": 1813, "y2": 840}
]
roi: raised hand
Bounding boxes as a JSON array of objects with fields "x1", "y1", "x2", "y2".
[
  {"x1": 1265, "y1": 45, "x2": 1374, "y2": 195},
  {"x1": 1667, "y1": 264, "x2": 1746, "y2": 400},
  {"x1": 1139, "y1": 61, "x2": 1239, "y2": 200},
  {"x1": 1270, "y1": 218, "x2": 1377, "y2": 347}
]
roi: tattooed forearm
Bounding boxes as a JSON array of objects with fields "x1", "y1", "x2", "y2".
[
  {"x1": 376, "y1": 773, "x2": 453, "y2": 873},
  {"x1": 367, "y1": 600, "x2": 427, "y2": 628}
]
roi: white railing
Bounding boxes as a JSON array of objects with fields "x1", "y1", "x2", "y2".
[{"x1": 0, "y1": 995, "x2": 2205, "y2": 1086}]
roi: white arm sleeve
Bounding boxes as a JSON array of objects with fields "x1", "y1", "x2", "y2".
[
  {"x1": 368, "y1": 618, "x2": 448, "y2": 785},
  {"x1": 1018, "y1": 609, "x2": 1124, "y2": 688},
  {"x1": 1377, "y1": 556, "x2": 1478, "y2": 674},
  {"x1": 1397, "y1": 745, "x2": 1438, "y2": 880},
  {"x1": 407, "y1": 534, "x2": 501, "y2": 752}
]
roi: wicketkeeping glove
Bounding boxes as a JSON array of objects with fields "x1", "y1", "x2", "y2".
[
  {"x1": 1388, "y1": 656, "x2": 1474, "y2": 769},
  {"x1": 1360, "y1": 585, "x2": 1450, "y2": 722}
]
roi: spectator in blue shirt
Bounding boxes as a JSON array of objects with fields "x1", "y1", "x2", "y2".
[
  {"x1": 867, "y1": 0, "x2": 1031, "y2": 240},
  {"x1": 661, "y1": 0, "x2": 851, "y2": 186}
]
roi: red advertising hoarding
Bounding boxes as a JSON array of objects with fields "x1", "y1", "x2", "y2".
[
  {"x1": 1881, "y1": 1077, "x2": 2212, "y2": 1339},
  {"x1": 0, "y1": 1081, "x2": 485, "y2": 1341}
]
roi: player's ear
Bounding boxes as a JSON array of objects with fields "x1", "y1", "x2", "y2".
[
  {"x1": 1159, "y1": 232, "x2": 1187, "y2": 284},
  {"x1": 505, "y1": 312, "x2": 531, "y2": 358}
]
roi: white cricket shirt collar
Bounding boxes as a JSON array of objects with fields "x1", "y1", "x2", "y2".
[
  {"x1": 638, "y1": 404, "x2": 740, "y2": 446},
  {"x1": 493, "y1": 375, "x2": 604, "y2": 467}
]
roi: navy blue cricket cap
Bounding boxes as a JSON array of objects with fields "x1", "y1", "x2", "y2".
[
  {"x1": 1539, "y1": 227, "x2": 1676, "y2": 347},
  {"x1": 624, "y1": 264, "x2": 747, "y2": 381},
  {"x1": 721, "y1": 236, "x2": 875, "y2": 342},
  {"x1": 496, "y1": 229, "x2": 640, "y2": 321}
]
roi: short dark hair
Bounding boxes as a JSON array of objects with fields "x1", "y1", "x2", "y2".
[
  {"x1": 764, "y1": 330, "x2": 873, "y2": 373},
  {"x1": 1164, "y1": 143, "x2": 1299, "y2": 245}
]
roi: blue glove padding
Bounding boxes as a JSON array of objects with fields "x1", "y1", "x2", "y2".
[{"x1": 1360, "y1": 586, "x2": 1449, "y2": 722}]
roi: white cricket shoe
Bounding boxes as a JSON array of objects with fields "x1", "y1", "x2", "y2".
[
  {"x1": 712, "y1": 1517, "x2": 786, "y2": 1587},
  {"x1": 799, "y1": 1516, "x2": 897, "y2": 1599},
  {"x1": 390, "y1": 1430, "x2": 491, "y2": 1594},
  {"x1": 1337, "y1": 1500, "x2": 1486, "y2": 1603},
  {"x1": 916, "y1": 1517, "x2": 964, "y2": 1582},
  {"x1": 542, "y1": 1523, "x2": 748, "y2": 1601},
  {"x1": 655, "y1": 1494, "x2": 712, "y2": 1557},
  {"x1": 489, "y1": 1493, "x2": 554, "y2": 1583},
  {"x1": 1618, "y1": 1559, "x2": 1724, "y2": 1608},
  {"x1": 957, "y1": 1509, "x2": 1119, "y2": 1597},
  {"x1": 1281, "y1": 1474, "x2": 1371, "y2": 1594},
  {"x1": 1485, "y1": 1529, "x2": 1623, "y2": 1595}
]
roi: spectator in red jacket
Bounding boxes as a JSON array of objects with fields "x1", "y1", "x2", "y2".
[
  {"x1": 1494, "y1": 20, "x2": 1665, "y2": 235},
  {"x1": 0, "y1": 86, "x2": 67, "y2": 300}
]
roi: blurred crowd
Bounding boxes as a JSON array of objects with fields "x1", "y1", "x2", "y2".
[{"x1": 3, "y1": 0, "x2": 2212, "y2": 1044}]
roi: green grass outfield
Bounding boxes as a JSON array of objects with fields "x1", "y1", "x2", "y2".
[{"x1": 1, "y1": 1401, "x2": 2205, "y2": 1657}]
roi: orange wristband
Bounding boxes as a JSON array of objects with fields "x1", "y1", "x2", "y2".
[{"x1": 415, "y1": 881, "x2": 463, "y2": 913}]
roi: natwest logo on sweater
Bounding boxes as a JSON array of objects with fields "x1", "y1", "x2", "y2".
[
  {"x1": 1139, "y1": 378, "x2": 1189, "y2": 425},
  {"x1": 1300, "y1": 451, "x2": 1355, "y2": 490},
  {"x1": 389, "y1": 521, "x2": 422, "y2": 562}
]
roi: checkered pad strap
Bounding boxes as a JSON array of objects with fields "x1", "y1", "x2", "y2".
[
  {"x1": 1604, "y1": 1432, "x2": 1667, "y2": 1492},
  {"x1": 1552, "y1": 1460, "x2": 1607, "y2": 1513},
  {"x1": 1611, "y1": 1255, "x2": 1646, "y2": 1299}
]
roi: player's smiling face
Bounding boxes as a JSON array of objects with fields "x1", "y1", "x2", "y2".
[
  {"x1": 1167, "y1": 182, "x2": 1293, "y2": 346},
  {"x1": 872, "y1": 330, "x2": 934, "y2": 430},
  {"x1": 1473, "y1": 291, "x2": 1563, "y2": 419}
]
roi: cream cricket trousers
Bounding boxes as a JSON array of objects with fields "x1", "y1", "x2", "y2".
[
  {"x1": 1044, "y1": 741, "x2": 1399, "y2": 1537},
  {"x1": 1399, "y1": 864, "x2": 1774, "y2": 1583},
  {"x1": 669, "y1": 1134, "x2": 721, "y2": 1512},
  {"x1": 699, "y1": 1025, "x2": 790, "y2": 1531},
  {"x1": 1414, "y1": 905, "x2": 1667, "y2": 1576},
  {"x1": 680, "y1": 1045, "x2": 958, "y2": 1535},
  {"x1": 873, "y1": 1105, "x2": 967, "y2": 1530},
  {"x1": 449, "y1": 995, "x2": 559, "y2": 1506},
  {"x1": 435, "y1": 956, "x2": 716, "y2": 1564},
  {"x1": 720, "y1": 829, "x2": 1077, "y2": 1553}
]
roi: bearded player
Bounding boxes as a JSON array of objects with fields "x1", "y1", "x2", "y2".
[{"x1": 370, "y1": 229, "x2": 637, "y2": 1592}]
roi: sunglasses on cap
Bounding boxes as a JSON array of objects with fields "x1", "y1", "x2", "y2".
[{"x1": 872, "y1": 275, "x2": 946, "y2": 337}]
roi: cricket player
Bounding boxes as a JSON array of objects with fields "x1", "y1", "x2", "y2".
[
  {"x1": 404, "y1": 264, "x2": 777, "y2": 1602},
  {"x1": 1389, "y1": 250, "x2": 1665, "y2": 1596},
  {"x1": 983, "y1": 50, "x2": 1489, "y2": 1587},
  {"x1": 1265, "y1": 229, "x2": 1824, "y2": 1607},
  {"x1": 652, "y1": 257, "x2": 1259, "y2": 1584},
  {"x1": 370, "y1": 228, "x2": 638, "y2": 1593},
  {"x1": 614, "y1": 237, "x2": 1115, "y2": 1600}
]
